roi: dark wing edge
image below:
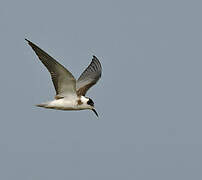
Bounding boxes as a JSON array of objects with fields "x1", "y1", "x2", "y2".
[
  {"x1": 25, "y1": 39, "x2": 76, "y2": 95},
  {"x1": 76, "y1": 55, "x2": 102, "y2": 96}
]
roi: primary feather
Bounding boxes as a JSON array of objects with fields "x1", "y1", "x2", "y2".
[
  {"x1": 76, "y1": 56, "x2": 102, "y2": 96},
  {"x1": 25, "y1": 39, "x2": 76, "y2": 98}
]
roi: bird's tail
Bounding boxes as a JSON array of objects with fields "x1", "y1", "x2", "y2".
[{"x1": 35, "y1": 102, "x2": 49, "y2": 108}]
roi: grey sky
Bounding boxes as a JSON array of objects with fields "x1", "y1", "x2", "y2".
[{"x1": 0, "y1": 0, "x2": 202, "y2": 179}]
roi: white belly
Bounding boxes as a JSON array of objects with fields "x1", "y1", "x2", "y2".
[
  {"x1": 37, "y1": 97, "x2": 88, "y2": 111},
  {"x1": 47, "y1": 99, "x2": 77, "y2": 110}
]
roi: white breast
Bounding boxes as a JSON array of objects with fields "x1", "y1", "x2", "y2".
[
  {"x1": 45, "y1": 98, "x2": 76, "y2": 110},
  {"x1": 43, "y1": 96, "x2": 89, "y2": 110}
]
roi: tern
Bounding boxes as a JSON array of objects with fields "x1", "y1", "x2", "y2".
[{"x1": 25, "y1": 39, "x2": 102, "y2": 117}]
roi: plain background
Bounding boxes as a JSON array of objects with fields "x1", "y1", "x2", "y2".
[{"x1": 0, "y1": 0, "x2": 202, "y2": 179}]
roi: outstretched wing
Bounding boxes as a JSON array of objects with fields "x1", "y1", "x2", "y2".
[
  {"x1": 76, "y1": 56, "x2": 102, "y2": 96},
  {"x1": 26, "y1": 39, "x2": 76, "y2": 98}
]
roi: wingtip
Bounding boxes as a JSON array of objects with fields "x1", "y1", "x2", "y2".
[
  {"x1": 25, "y1": 39, "x2": 35, "y2": 47},
  {"x1": 93, "y1": 55, "x2": 100, "y2": 62},
  {"x1": 25, "y1": 38, "x2": 31, "y2": 44},
  {"x1": 93, "y1": 55, "x2": 97, "y2": 59},
  {"x1": 92, "y1": 55, "x2": 101, "y2": 66}
]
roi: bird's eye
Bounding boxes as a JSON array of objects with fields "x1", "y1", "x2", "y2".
[{"x1": 87, "y1": 98, "x2": 94, "y2": 106}]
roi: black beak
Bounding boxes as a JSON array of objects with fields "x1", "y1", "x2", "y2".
[{"x1": 92, "y1": 108, "x2": 99, "y2": 117}]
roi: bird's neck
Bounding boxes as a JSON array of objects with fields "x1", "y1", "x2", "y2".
[{"x1": 77, "y1": 96, "x2": 88, "y2": 105}]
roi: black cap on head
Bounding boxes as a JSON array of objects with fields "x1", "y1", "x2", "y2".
[{"x1": 87, "y1": 98, "x2": 94, "y2": 107}]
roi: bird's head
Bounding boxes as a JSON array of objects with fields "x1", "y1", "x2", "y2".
[
  {"x1": 86, "y1": 98, "x2": 99, "y2": 117},
  {"x1": 79, "y1": 96, "x2": 99, "y2": 117}
]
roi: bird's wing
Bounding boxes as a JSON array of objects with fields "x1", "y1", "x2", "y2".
[
  {"x1": 26, "y1": 39, "x2": 76, "y2": 98},
  {"x1": 76, "y1": 56, "x2": 102, "y2": 96}
]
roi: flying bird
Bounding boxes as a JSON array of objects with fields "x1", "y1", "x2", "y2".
[{"x1": 25, "y1": 39, "x2": 102, "y2": 117}]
